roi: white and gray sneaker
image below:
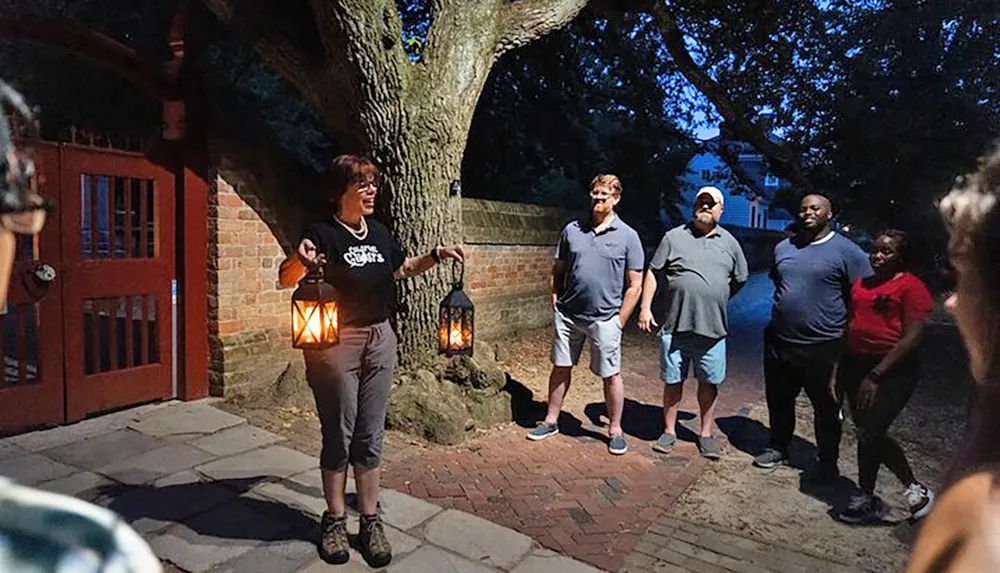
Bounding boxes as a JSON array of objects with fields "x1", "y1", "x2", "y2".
[{"x1": 904, "y1": 483, "x2": 935, "y2": 520}]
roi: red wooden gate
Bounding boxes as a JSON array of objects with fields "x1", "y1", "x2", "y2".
[{"x1": 0, "y1": 142, "x2": 176, "y2": 433}]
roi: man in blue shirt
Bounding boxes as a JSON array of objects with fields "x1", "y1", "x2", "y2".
[
  {"x1": 525, "y1": 174, "x2": 644, "y2": 455},
  {"x1": 754, "y1": 194, "x2": 872, "y2": 483}
]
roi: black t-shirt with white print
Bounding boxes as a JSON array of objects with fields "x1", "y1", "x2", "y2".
[{"x1": 301, "y1": 218, "x2": 405, "y2": 327}]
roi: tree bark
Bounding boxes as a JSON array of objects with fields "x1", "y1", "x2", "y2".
[{"x1": 201, "y1": 0, "x2": 590, "y2": 370}]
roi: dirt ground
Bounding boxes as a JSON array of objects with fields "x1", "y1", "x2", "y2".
[{"x1": 666, "y1": 323, "x2": 971, "y2": 573}]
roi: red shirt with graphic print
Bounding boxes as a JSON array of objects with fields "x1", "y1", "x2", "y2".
[{"x1": 846, "y1": 272, "x2": 934, "y2": 356}]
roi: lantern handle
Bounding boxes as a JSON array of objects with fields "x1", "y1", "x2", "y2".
[
  {"x1": 450, "y1": 259, "x2": 464, "y2": 287},
  {"x1": 303, "y1": 261, "x2": 325, "y2": 283}
]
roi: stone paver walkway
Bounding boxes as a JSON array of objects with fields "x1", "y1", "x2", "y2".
[
  {"x1": 622, "y1": 515, "x2": 865, "y2": 573},
  {"x1": 0, "y1": 400, "x2": 604, "y2": 573}
]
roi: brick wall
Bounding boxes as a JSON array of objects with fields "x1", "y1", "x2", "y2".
[
  {"x1": 462, "y1": 199, "x2": 575, "y2": 339},
  {"x1": 208, "y1": 174, "x2": 302, "y2": 396}
]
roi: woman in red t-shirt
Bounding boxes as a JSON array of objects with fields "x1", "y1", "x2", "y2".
[{"x1": 834, "y1": 230, "x2": 935, "y2": 524}]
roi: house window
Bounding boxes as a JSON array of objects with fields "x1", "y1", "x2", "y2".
[
  {"x1": 701, "y1": 169, "x2": 713, "y2": 180},
  {"x1": 750, "y1": 204, "x2": 757, "y2": 228},
  {"x1": 764, "y1": 174, "x2": 779, "y2": 188}
]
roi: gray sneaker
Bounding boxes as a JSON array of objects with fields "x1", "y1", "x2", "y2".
[
  {"x1": 608, "y1": 434, "x2": 628, "y2": 455},
  {"x1": 753, "y1": 448, "x2": 788, "y2": 469},
  {"x1": 527, "y1": 422, "x2": 559, "y2": 441},
  {"x1": 698, "y1": 436, "x2": 721, "y2": 460},
  {"x1": 652, "y1": 433, "x2": 677, "y2": 454}
]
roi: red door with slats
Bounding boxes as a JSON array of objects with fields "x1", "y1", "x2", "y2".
[{"x1": 0, "y1": 142, "x2": 175, "y2": 433}]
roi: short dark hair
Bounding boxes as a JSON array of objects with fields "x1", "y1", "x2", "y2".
[
  {"x1": 875, "y1": 229, "x2": 911, "y2": 266},
  {"x1": 801, "y1": 192, "x2": 834, "y2": 213},
  {"x1": 325, "y1": 154, "x2": 379, "y2": 213}
]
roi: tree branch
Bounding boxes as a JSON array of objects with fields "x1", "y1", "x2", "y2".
[
  {"x1": 650, "y1": 1, "x2": 814, "y2": 192},
  {"x1": 499, "y1": 0, "x2": 591, "y2": 55},
  {"x1": 0, "y1": 14, "x2": 174, "y2": 99},
  {"x1": 200, "y1": 0, "x2": 317, "y2": 107}
]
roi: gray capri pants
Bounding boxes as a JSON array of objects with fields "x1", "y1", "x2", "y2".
[{"x1": 303, "y1": 320, "x2": 397, "y2": 471}]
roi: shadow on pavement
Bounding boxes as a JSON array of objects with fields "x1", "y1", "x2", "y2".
[
  {"x1": 715, "y1": 414, "x2": 819, "y2": 470},
  {"x1": 96, "y1": 476, "x2": 319, "y2": 543},
  {"x1": 505, "y1": 375, "x2": 608, "y2": 443},
  {"x1": 583, "y1": 399, "x2": 697, "y2": 442}
]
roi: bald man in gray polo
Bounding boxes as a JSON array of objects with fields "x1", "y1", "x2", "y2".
[{"x1": 639, "y1": 187, "x2": 748, "y2": 460}]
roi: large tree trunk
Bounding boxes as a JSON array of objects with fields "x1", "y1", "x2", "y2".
[
  {"x1": 201, "y1": 0, "x2": 590, "y2": 372},
  {"x1": 377, "y1": 131, "x2": 468, "y2": 370}
]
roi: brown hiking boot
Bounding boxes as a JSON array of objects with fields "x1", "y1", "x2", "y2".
[
  {"x1": 319, "y1": 511, "x2": 350, "y2": 564},
  {"x1": 358, "y1": 514, "x2": 392, "y2": 567}
]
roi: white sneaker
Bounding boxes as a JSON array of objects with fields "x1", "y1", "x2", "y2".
[{"x1": 904, "y1": 483, "x2": 934, "y2": 519}]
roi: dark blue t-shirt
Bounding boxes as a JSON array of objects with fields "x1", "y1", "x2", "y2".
[
  {"x1": 769, "y1": 233, "x2": 872, "y2": 344},
  {"x1": 555, "y1": 216, "x2": 644, "y2": 322}
]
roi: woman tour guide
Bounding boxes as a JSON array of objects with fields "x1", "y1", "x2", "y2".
[{"x1": 279, "y1": 154, "x2": 464, "y2": 567}]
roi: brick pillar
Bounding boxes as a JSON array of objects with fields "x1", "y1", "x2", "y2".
[{"x1": 208, "y1": 175, "x2": 302, "y2": 396}]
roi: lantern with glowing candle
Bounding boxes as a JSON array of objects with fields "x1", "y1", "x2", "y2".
[
  {"x1": 438, "y1": 261, "x2": 474, "y2": 356},
  {"x1": 291, "y1": 266, "x2": 340, "y2": 349}
]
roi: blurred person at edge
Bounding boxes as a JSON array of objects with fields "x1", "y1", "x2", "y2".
[{"x1": 907, "y1": 145, "x2": 1000, "y2": 572}]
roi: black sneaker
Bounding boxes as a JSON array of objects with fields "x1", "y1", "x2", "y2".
[
  {"x1": 752, "y1": 448, "x2": 787, "y2": 469},
  {"x1": 359, "y1": 513, "x2": 392, "y2": 568},
  {"x1": 318, "y1": 511, "x2": 350, "y2": 564},
  {"x1": 839, "y1": 493, "x2": 885, "y2": 524}
]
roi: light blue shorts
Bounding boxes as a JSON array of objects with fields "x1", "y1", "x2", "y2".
[{"x1": 659, "y1": 331, "x2": 727, "y2": 385}]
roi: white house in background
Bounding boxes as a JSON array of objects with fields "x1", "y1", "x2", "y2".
[{"x1": 672, "y1": 125, "x2": 796, "y2": 233}]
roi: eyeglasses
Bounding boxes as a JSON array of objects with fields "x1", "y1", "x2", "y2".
[
  {"x1": 590, "y1": 191, "x2": 618, "y2": 200},
  {"x1": 353, "y1": 177, "x2": 379, "y2": 190}
]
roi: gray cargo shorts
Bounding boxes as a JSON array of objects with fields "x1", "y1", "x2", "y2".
[
  {"x1": 551, "y1": 307, "x2": 623, "y2": 378},
  {"x1": 303, "y1": 320, "x2": 397, "y2": 471}
]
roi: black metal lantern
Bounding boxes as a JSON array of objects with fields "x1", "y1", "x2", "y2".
[
  {"x1": 291, "y1": 266, "x2": 340, "y2": 349},
  {"x1": 438, "y1": 261, "x2": 474, "y2": 356}
]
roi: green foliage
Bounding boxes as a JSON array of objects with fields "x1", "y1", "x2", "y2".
[
  {"x1": 662, "y1": 0, "x2": 998, "y2": 271},
  {"x1": 0, "y1": 0, "x2": 173, "y2": 143},
  {"x1": 462, "y1": 16, "x2": 696, "y2": 243}
]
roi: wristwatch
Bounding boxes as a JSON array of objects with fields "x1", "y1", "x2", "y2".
[{"x1": 430, "y1": 246, "x2": 441, "y2": 263}]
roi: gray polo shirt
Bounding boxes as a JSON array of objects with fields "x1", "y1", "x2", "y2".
[
  {"x1": 649, "y1": 223, "x2": 749, "y2": 339},
  {"x1": 555, "y1": 215, "x2": 644, "y2": 322}
]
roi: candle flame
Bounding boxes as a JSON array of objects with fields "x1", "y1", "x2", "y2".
[{"x1": 449, "y1": 326, "x2": 463, "y2": 347}]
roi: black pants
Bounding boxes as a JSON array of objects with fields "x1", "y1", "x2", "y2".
[
  {"x1": 764, "y1": 328, "x2": 842, "y2": 466},
  {"x1": 838, "y1": 352, "x2": 918, "y2": 493}
]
